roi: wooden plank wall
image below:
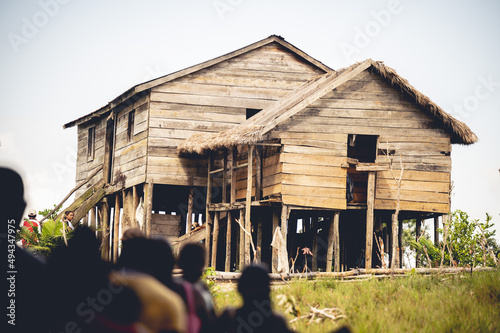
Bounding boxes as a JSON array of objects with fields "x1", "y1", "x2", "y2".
[
  {"x1": 147, "y1": 42, "x2": 325, "y2": 187},
  {"x1": 273, "y1": 133, "x2": 347, "y2": 209},
  {"x1": 275, "y1": 70, "x2": 451, "y2": 213},
  {"x1": 75, "y1": 120, "x2": 106, "y2": 198},
  {"x1": 151, "y1": 213, "x2": 181, "y2": 240},
  {"x1": 113, "y1": 95, "x2": 149, "y2": 188}
]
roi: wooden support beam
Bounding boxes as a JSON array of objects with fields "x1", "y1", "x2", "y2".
[
  {"x1": 99, "y1": 198, "x2": 110, "y2": 261},
  {"x1": 416, "y1": 215, "x2": 422, "y2": 267},
  {"x1": 391, "y1": 212, "x2": 399, "y2": 269},
  {"x1": 255, "y1": 146, "x2": 262, "y2": 201},
  {"x1": 239, "y1": 208, "x2": 245, "y2": 270},
  {"x1": 365, "y1": 171, "x2": 376, "y2": 269},
  {"x1": 281, "y1": 205, "x2": 289, "y2": 266},
  {"x1": 206, "y1": 154, "x2": 213, "y2": 268},
  {"x1": 211, "y1": 211, "x2": 220, "y2": 269},
  {"x1": 272, "y1": 208, "x2": 280, "y2": 273},
  {"x1": 256, "y1": 216, "x2": 262, "y2": 263},
  {"x1": 113, "y1": 193, "x2": 121, "y2": 263},
  {"x1": 434, "y1": 216, "x2": 439, "y2": 247},
  {"x1": 222, "y1": 152, "x2": 228, "y2": 203},
  {"x1": 123, "y1": 189, "x2": 134, "y2": 229},
  {"x1": 312, "y1": 216, "x2": 318, "y2": 272},
  {"x1": 90, "y1": 205, "x2": 96, "y2": 230},
  {"x1": 132, "y1": 185, "x2": 139, "y2": 228},
  {"x1": 244, "y1": 145, "x2": 254, "y2": 266},
  {"x1": 225, "y1": 211, "x2": 232, "y2": 272},
  {"x1": 398, "y1": 219, "x2": 403, "y2": 268},
  {"x1": 144, "y1": 183, "x2": 153, "y2": 237},
  {"x1": 334, "y1": 212, "x2": 340, "y2": 272},
  {"x1": 326, "y1": 213, "x2": 335, "y2": 272}
]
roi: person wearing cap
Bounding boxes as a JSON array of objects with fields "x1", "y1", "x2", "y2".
[{"x1": 20, "y1": 209, "x2": 42, "y2": 247}]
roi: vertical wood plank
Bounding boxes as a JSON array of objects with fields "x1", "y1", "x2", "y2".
[
  {"x1": 434, "y1": 216, "x2": 439, "y2": 246},
  {"x1": 132, "y1": 185, "x2": 139, "y2": 228},
  {"x1": 391, "y1": 212, "x2": 399, "y2": 269},
  {"x1": 244, "y1": 145, "x2": 254, "y2": 266},
  {"x1": 256, "y1": 215, "x2": 262, "y2": 262},
  {"x1": 334, "y1": 212, "x2": 340, "y2": 272},
  {"x1": 144, "y1": 183, "x2": 153, "y2": 237},
  {"x1": 113, "y1": 193, "x2": 121, "y2": 263},
  {"x1": 365, "y1": 171, "x2": 376, "y2": 268},
  {"x1": 206, "y1": 154, "x2": 213, "y2": 268},
  {"x1": 398, "y1": 218, "x2": 403, "y2": 268},
  {"x1": 281, "y1": 204, "x2": 289, "y2": 268},
  {"x1": 225, "y1": 211, "x2": 232, "y2": 272},
  {"x1": 312, "y1": 216, "x2": 318, "y2": 271},
  {"x1": 230, "y1": 147, "x2": 237, "y2": 203},
  {"x1": 272, "y1": 208, "x2": 280, "y2": 273},
  {"x1": 90, "y1": 206, "x2": 97, "y2": 230},
  {"x1": 416, "y1": 215, "x2": 422, "y2": 267},
  {"x1": 100, "y1": 198, "x2": 110, "y2": 261},
  {"x1": 211, "y1": 211, "x2": 219, "y2": 270},
  {"x1": 187, "y1": 187, "x2": 194, "y2": 230},
  {"x1": 326, "y1": 213, "x2": 335, "y2": 272},
  {"x1": 222, "y1": 152, "x2": 228, "y2": 203},
  {"x1": 239, "y1": 208, "x2": 245, "y2": 269},
  {"x1": 255, "y1": 146, "x2": 262, "y2": 201}
]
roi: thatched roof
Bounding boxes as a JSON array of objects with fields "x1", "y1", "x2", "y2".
[
  {"x1": 63, "y1": 35, "x2": 332, "y2": 129},
  {"x1": 178, "y1": 59, "x2": 477, "y2": 156}
]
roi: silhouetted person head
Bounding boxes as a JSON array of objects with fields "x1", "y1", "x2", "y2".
[
  {"x1": 178, "y1": 242, "x2": 205, "y2": 283},
  {"x1": 1, "y1": 167, "x2": 26, "y2": 225},
  {"x1": 121, "y1": 227, "x2": 145, "y2": 241},
  {"x1": 119, "y1": 236, "x2": 175, "y2": 287},
  {"x1": 238, "y1": 264, "x2": 271, "y2": 304}
]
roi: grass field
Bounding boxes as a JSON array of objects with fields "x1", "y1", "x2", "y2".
[{"x1": 212, "y1": 269, "x2": 500, "y2": 332}]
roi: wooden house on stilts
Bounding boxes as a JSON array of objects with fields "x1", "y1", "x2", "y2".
[{"x1": 63, "y1": 35, "x2": 477, "y2": 272}]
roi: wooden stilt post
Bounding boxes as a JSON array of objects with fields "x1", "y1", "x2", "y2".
[
  {"x1": 288, "y1": 216, "x2": 297, "y2": 260},
  {"x1": 312, "y1": 216, "x2": 318, "y2": 272},
  {"x1": 206, "y1": 154, "x2": 213, "y2": 268},
  {"x1": 187, "y1": 187, "x2": 194, "y2": 231},
  {"x1": 334, "y1": 211, "x2": 340, "y2": 272},
  {"x1": 326, "y1": 213, "x2": 335, "y2": 272},
  {"x1": 239, "y1": 208, "x2": 245, "y2": 269},
  {"x1": 398, "y1": 218, "x2": 403, "y2": 268},
  {"x1": 365, "y1": 171, "x2": 376, "y2": 269},
  {"x1": 144, "y1": 183, "x2": 153, "y2": 237},
  {"x1": 90, "y1": 206, "x2": 97, "y2": 231},
  {"x1": 244, "y1": 145, "x2": 254, "y2": 266},
  {"x1": 222, "y1": 152, "x2": 228, "y2": 203},
  {"x1": 113, "y1": 193, "x2": 121, "y2": 262},
  {"x1": 255, "y1": 146, "x2": 262, "y2": 201},
  {"x1": 225, "y1": 211, "x2": 232, "y2": 272},
  {"x1": 281, "y1": 205, "x2": 289, "y2": 263},
  {"x1": 272, "y1": 208, "x2": 279, "y2": 273},
  {"x1": 391, "y1": 212, "x2": 399, "y2": 269},
  {"x1": 416, "y1": 215, "x2": 422, "y2": 267},
  {"x1": 256, "y1": 215, "x2": 262, "y2": 262},
  {"x1": 434, "y1": 216, "x2": 439, "y2": 246},
  {"x1": 100, "y1": 198, "x2": 110, "y2": 261},
  {"x1": 211, "y1": 211, "x2": 219, "y2": 270},
  {"x1": 132, "y1": 185, "x2": 138, "y2": 228}
]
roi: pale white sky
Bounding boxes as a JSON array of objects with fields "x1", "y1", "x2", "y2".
[{"x1": 1, "y1": 0, "x2": 499, "y2": 241}]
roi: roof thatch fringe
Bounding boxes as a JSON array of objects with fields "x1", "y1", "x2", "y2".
[
  {"x1": 370, "y1": 61, "x2": 478, "y2": 145},
  {"x1": 178, "y1": 125, "x2": 264, "y2": 156}
]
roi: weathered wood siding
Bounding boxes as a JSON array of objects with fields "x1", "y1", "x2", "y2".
[
  {"x1": 75, "y1": 119, "x2": 106, "y2": 198},
  {"x1": 147, "y1": 42, "x2": 325, "y2": 187},
  {"x1": 151, "y1": 213, "x2": 180, "y2": 240},
  {"x1": 273, "y1": 69, "x2": 451, "y2": 213},
  {"x1": 112, "y1": 95, "x2": 149, "y2": 188},
  {"x1": 270, "y1": 133, "x2": 348, "y2": 209}
]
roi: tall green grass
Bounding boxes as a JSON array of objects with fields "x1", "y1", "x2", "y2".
[{"x1": 212, "y1": 270, "x2": 500, "y2": 332}]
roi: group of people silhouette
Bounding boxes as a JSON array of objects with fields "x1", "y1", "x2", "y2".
[{"x1": 2, "y1": 167, "x2": 294, "y2": 333}]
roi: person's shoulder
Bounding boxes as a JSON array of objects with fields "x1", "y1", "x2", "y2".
[{"x1": 271, "y1": 312, "x2": 295, "y2": 333}]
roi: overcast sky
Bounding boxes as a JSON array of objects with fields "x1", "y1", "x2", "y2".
[{"x1": 1, "y1": 0, "x2": 499, "y2": 241}]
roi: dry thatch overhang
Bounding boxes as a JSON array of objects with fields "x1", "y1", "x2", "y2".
[
  {"x1": 178, "y1": 59, "x2": 478, "y2": 156},
  {"x1": 62, "y1": 35, "x2": 332, "y2": 129}
]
